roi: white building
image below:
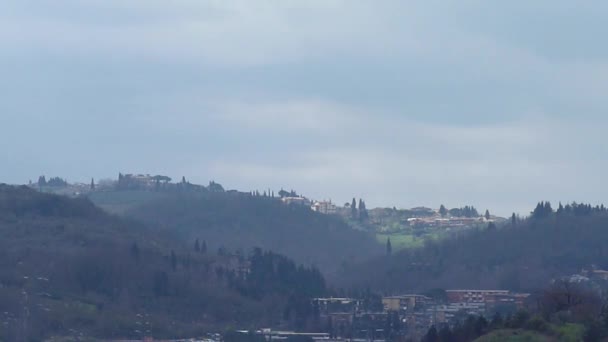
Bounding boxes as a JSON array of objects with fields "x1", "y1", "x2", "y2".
[{"x1": 312, "y1": 201, "x2": 337, "y2": 215}]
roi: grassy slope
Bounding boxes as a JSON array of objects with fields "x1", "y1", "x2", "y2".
[
  {"x1": 339, "y1": 213, "x2": 608, "y2": 292},
  {"x1": 375, "y1": 232, "x2": 443, "y2": 249},
  {"x1": 474, "y1": 329, "x2": 551, "y2": 342}
]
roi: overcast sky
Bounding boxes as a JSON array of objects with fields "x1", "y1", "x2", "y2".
[{"x1": 2, "y1": 1, "x2": 608, "y2": 215}]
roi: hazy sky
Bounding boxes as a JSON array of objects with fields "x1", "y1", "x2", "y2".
[{"x1": 2, "y1": 1, "x2": 608, "y2": 215}]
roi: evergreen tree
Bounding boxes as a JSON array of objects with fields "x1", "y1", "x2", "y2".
[
  {"x1": 544, "y1": 201, "x2": 553, "y2": 215},
  {"x1": 439, "y1": 204, "x2": 448, "y2": 217},
  {"x1": 278, "y1": 188, "x2": 289, "y2": 198},
  {"x1": 351, "y1": 198, "x2": 357, "y2": 219},
  {"x1": 358, "y1": 199, "x2": 368, "y2": 221},
  {"x1": 532, "y1": 201, "x2": 553, "y2": 219},
  {"x1": 485, "y1": 209, "x2": 491, "y2": 220},
  {"x1": 386, "y1": 237, "x2": 392, "y2": 256},
  {"x1": 487, "y1": 222, "x2": 497, "y2": 231},
  {"x1": 90, "y1": 178, "x2": 95, "y2": 190},
  {"x1": 557, "y1": 202, "x2": 564, "y2": 215},
  {"x1": 182, "y1": 176, "x2": 186, "y2": 184},
  {"x1": 194, "y1": 239, "x2": 201, "y2": 252},
  {"x1": 511, "y1": 213, "x2": 517, "y2": 226}
]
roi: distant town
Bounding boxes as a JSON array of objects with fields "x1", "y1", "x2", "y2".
[{"x1": 31, "y1": 172, "x2": 504, "y2": 251}]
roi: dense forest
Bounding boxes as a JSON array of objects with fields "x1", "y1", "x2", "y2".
[
  {"x1": 115, "y1": 191, "x2": 383, "y2": 276},
  {"x1": 339, "y1": 202, "x2": 608, "y2": 293},
  {"x1": 0, "y1": 185, "x2": 328, "y2": 340}
]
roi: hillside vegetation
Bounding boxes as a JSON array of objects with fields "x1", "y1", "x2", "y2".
[
  {"x1": 339, "y1": 203, "x2": 608, "y2": 293},
  {"x1": 0, "y1": 185, "x2": 327, "y2": 340},
  {"x1": 473, "y1": 330, "x2": 551, "y2": 342},
  {"x1": 115, "y1": 191, "x2": 383, "y2": 275}
]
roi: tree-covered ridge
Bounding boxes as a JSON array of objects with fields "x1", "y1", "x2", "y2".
[
  {"x1": 0, "y1": 185, "x2": 329, "y2": 340},
  {"x1": 236, "y1": 248, "x2": 326, "y2": 299},
  {"x1": 531, "y1": 201, "x2": 607, "y2": 219},
  {"x1": 339, "y1": 202, "x2": 608, "y2": 293},
  {"x1": 121, "y1": 191, "x2": 383, "y2": 275},
  {"x1": 449, "y1": 206, "x2": 480, "y2": 218},
  {"x1": 0, "y1": 184, "x2": 102, "y2": 218}
]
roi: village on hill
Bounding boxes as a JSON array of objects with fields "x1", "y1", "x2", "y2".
[{"x1": 31, "y1": 172, "x2": 504, "y2": 251}]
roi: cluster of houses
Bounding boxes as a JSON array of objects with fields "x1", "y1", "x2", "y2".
[
  {"x1": 563, "y1": 267, "x2": 608, "y2": 286},
  {"x1": 312, "y1": 289, "x2": 530, "y2": 340},
  {"x1": 281, "y1": 196, "x2": 337, "y2": 215},
  {"x1": 406, "y1": 216, "x2": 489, "y2": 228}
]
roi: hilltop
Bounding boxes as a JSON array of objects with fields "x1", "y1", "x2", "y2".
[
  {"x1": 336, "y1": 203, "x2": 502, "y2": 250},
  {"x1": 30, "y1": 173, "x2": 503, "y2": 276}
]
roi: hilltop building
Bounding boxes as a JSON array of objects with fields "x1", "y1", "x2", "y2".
[
  {"x1": 281, "y1": 196, "x2": 311, "y2": 206},
  {"x1": 311, "y1": 200, "x2": 337, "y2": 215}
]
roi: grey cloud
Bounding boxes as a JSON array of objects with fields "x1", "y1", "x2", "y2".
[{"x1": 1, "y1": 1, "x2": 608, "y2": 215}]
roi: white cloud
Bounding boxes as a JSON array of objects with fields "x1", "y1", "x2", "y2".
[{"x1": 198, "y1": 103, "x2": 608, "y2": 216}]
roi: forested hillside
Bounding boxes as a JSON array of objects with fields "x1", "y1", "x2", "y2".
[
  {"x1": 118, "y1": 191, "x2": 383, "y2": 275},
  {"x1": 339, "y1": 202, "x2": 608, "y2": 293},
  {"x1": 0, "y1": 185, "x2": 327, "y2": 340}
]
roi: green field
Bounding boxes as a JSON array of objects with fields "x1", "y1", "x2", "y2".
[
  {"x1": 474, "y1": 324, "x2": 584, "y2": 342},
  {"x1": 553, "y1": 323, "x2": 585, "y2": 342},
  {"x1": 375, "y1": 232, "x2": 440, "y2": 249}
]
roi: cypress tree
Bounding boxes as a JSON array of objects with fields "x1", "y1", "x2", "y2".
[
  {"x1": 359, "y1": 199, "x2": 368, "y2": 221},
  {"x1": 386, "y1": 237, "x2": 392, "y2": 256},
  {"x1": 544, "y1": 202, "x2": 553, "y2": 215}
]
